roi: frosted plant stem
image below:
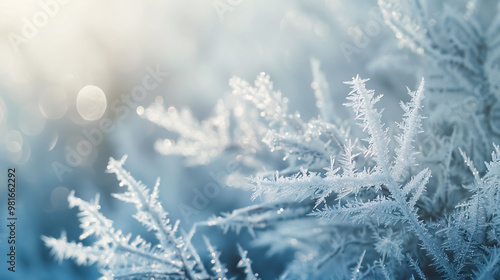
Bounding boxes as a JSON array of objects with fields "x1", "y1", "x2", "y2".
[
  {"x1": 109, "y1": 157, "x2": 201, "y2": 280},
  {"x1": 387, "y1": 178, "x2": 456, "y2": 279}
]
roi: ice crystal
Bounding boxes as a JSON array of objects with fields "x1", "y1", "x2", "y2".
[
  {"x1": 43, "y1": 156, "x2": 258, "y2": 280},
  {"x1": 44, "y1": 2, "x2": 500, "y2": 278}
]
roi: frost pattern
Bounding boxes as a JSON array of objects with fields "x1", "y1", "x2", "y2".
[
  {"x1": 378, "y1": 0, "x2": 500, "y2": 171},
  {"x1": 141, "y1": 71, "x2": 349, "y2": 177},
  {"x1": 43, "y1": 156, "x2": 258, "y2": 280},
  {"x1": 44, "y1": 3, "x2": 500, "y2": 276},
  {"x1": 45, "y1": 65, "x2": 500, "y2": 278}
]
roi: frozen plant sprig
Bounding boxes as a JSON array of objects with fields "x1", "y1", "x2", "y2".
[
  {"x1": 199, "y1": 201, "x2": 312, "y2": 238},
  {"x1": 237, "y1": 244, "x2": 260, "y2": 280},
  {"x1": 141, "y1": 70, "x2": 349, "y2": 177},
  {"x1": 139, "y1": 99, "x2": 230, "y2": 165},
  {"x1": 378, "y1": 0, "x2": 500, "y2": 172},
  {"x1": 203, "y1": 236, "x2": 228, "y2": 280},
  {"x1": 45, "y1": 72, "x2": 500, "y2": 279},
  {"x1": 106, "y1": 156, "x2": 203, "y2": 279},
  {"x1": 251, "y1": 76, "x2": 462, "y2": 279},
  {"x1": 43, "y1": 157, "x2": 259, "y2": 280}
]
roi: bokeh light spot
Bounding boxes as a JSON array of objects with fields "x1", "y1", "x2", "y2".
[
  {"x1": 76, "y1": 85, "x2": 107, "y2": 121},
  {"x1": 136, "y1": 106, "x2": 144, "y2": 116}
]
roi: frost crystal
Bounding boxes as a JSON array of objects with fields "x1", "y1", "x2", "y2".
[
  {"x1": 45, "y1": 2, "x2": 500, "y2": 278},
  {"x1": 43, "y1": 157, "x2": 258, "y2": 280}
]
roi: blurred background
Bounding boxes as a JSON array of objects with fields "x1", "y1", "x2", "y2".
[{"x1": 0, "y1": 0, "x2": 429, "y2": 279}]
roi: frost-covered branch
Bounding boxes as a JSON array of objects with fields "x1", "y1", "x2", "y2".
[
  {"x1": 237, "y1": 244, "x2": 260, "y2": 280},
  {"x1": 44, "y1": 156, "x2": 267, "y2": 280},
  {"x1": 201, "y1": 201, "x2": 312, "y2": 238},
  {"x1": 142, "y1": 71, "x2": 349, "y2": 176},
  {"x1": 249, "y1": 76, "x2": 462, "y2": 279},
  {"x1": 203, "y1": 236, "x2": 228, "y2": 280},
  {"x1": 140, "y1": 99, "x2": 230, "y2": 165},
  {"x1": 44, "y1": 157, "x2": 208, "y2": 280}
]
